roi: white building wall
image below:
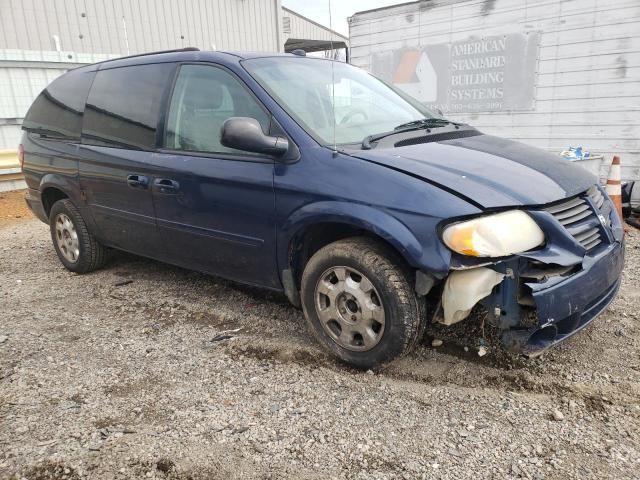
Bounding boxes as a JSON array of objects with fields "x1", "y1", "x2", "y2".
[
  {"x1": 0, "y1": 125, "x2": 21, "y2": 151},
  {"x1": 282, "y1": 7, "x2": 348, "y2": 44},
  {"x1": 0, "y1": 0, "x2": 284, "y2": 54},
  {"x1": 0, "y1": 0, "x2": 287, "y2": 150},
  {"x1": 349, "y1": 0, "x2": 640, "y2": 181},
  {"x1": 0, "y1": 50, "x2": 114, "y2": 150},
  {"x1": 0, "y1": 1, "x2": 348, "y2": 151},
  {"x1": 0, "y1": 61, "x2": 70, "y2": 152}
]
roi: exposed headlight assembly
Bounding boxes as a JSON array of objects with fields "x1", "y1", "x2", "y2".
[{"x1": 442, "y1": 210, "x2": 545, "y2": 257}]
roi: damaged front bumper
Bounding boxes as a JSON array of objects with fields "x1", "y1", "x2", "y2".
[
  {"x1": 500, "y1": 241, "x2": 623, "y2": 356},
  {"x1": 439, "y1": 185, "x2": 625, "y2": 357}
]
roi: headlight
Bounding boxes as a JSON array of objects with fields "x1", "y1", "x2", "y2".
[{"x1": 442, "y1": 210, "x2": 545, "y2": 257}]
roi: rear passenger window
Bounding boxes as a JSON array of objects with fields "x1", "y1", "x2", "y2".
[
  {"x1": 22, "y1": 68, "x2": 94, "y2": 141},
  {"x1": 82, "y1": 63, "x2": 173, "y2": 150},
  {"x1": 164, "y1": 64, "x2": 269, "y2": 155}
]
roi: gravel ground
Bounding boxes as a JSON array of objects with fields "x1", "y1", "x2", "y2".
[{"x1": 1, "y1": 191, "x2": 639, "y2": 479}]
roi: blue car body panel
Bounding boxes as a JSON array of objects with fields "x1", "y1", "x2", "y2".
[
  {"x1": 77, "y1": 144, "x2": 165, "y2": 259},
  {"x1": 352, "y1": 134, "x2": 597, "y2": 208},
  {"x1": 273, "y1": 145, "x2": 480, "y2": 279},
  {"x1": 531, "y1": 242, "x2": 624, "y2": 327},
  {"x1": 20, "y1": 49, "x2": 625, "y2": 356}
]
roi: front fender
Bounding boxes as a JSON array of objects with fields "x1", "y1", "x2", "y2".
[{"x1": 278, "y1": 201, "x2": 426, "y2": 275}]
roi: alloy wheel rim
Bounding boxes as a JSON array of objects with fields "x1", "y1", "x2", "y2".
[
  {"x1": 54, "y1": 213, "x2": 80, "y2": 263},
  {"x1": 314, "y1": 266, "x2": 385, "y2": 352}
]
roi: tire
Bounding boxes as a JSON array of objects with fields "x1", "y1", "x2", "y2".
[
  {"x1": 301, "y1": 237, "x2": 424, "y2": 369},
  {"x1": 49, "y1": 199, "x2": 107, "y2": 273}
]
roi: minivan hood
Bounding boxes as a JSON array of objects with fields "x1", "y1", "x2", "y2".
[{"x1": 351, "y1": 133, "x2": 596, "y2": 209}]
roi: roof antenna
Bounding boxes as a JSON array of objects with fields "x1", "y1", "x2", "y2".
[{"x1": 328, "y1": 0, "x2": 337, "y2": 154}]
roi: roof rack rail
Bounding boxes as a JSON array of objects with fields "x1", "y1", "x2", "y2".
[{"x1": 99, "y1": 47, "x2": 200, "y2": 64}]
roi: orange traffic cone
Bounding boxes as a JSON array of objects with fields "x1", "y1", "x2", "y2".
[{"x1": 606, "y1": 155, "x2": 627, "y2": 232}]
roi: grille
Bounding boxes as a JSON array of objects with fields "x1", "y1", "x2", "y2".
[{"x1": 545, "y1": 186, "x2": 610, "y2": 251}]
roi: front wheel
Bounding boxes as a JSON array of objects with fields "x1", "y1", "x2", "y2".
[
  {"x1": 301, "y1": 237, "x2": 424, "y2": 369},
  {"x1": 49, "y1": 199, "x2": 107, "y2": 273}
]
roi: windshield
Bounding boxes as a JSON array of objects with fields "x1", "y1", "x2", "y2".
[{"x1": 242, "y1": 57, "x2": 436, "y2": 146}]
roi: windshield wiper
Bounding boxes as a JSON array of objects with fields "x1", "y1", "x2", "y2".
[
  {"x1": 362, "y1": 118, "x2": 462, "y2": 150},
  {"x1": 393, "y1": 118, "x2": 461, "y2": 130}
]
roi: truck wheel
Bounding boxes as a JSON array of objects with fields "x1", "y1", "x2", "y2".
[
  {"x1": 49, "y1": 199, "x2": 107, "y2": 273},
  {"x1": 301, "y1": 237, "x2": 424, "y2": 369}
]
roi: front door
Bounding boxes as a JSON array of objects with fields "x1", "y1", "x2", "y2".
[{"x1": 151, "y1": 64, "x2": 279, "y2": 288}]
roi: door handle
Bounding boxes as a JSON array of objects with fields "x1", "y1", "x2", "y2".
[
  {"x1": 153, "y1": 178, "x2": 180, "y2": 194},
  {"x1": 127, "y1": 174, "x2": 149, "y2": 189}
]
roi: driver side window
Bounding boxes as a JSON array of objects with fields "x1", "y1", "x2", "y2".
[{"x1": 165, "y1": 64, "x2": 270, "y2": 155}]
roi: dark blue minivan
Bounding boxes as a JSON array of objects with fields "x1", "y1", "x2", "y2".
[{"x1": 21, "y1": 48, "x2": 624, "y2": 368}]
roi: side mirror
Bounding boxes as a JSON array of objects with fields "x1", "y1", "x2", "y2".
[{"x1": 221, "y1": 117, "x2": 289, "y2": 156}]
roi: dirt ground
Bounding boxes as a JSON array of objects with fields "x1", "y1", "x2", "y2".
[
  {"x1": 0, "y1": 190, "x2": 639, "y2": 479},
  {"x1": 0, "y1": 190, "x2": 33, "y2": 226}
]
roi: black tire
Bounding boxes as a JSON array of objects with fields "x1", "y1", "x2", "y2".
[
  {"x1": 49, "y1": 199, "x2": 107, "y2": 273},
  {"x1": 301, "y1": 237, "x2": 424, "y2": 369}
]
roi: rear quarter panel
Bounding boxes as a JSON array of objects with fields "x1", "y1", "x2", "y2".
[
  {"x1": 22, "y1": 134, "x2": 78, "y2": 194},
  {"x1": 21, "y1": 133, "x2": 96, "y2": 229}
]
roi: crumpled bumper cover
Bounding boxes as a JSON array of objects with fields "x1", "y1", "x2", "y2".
[{"x1": 502, "y1": 240, "x2": 624, "y2": 356}]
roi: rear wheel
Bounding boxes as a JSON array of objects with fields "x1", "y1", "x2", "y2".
[
  {"x1": 49, "y1": 199, "x2": 107, "y2": 273},
  {"x1": 301, "y1": 237, "x2": 424, "y2": 369}
]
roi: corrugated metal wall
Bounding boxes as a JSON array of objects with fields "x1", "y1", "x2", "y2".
[
  {"x1": 0, "y1": 50, "x2": 113, "y2": 150},
  {"x1": 0, "y1": 124, "x2": 23, "y2": 151},
  {"x1": 0, "y1": 61, "x2": 59, "y2": 149},
  {"x1": 0, "y1": 0, "x2": 286, "y2": 150},
  {"x1": 282, "y1": 7, "x2": 348, "y2": 43},
  {"x1": 0, "y1": 60, "x2": 67, "y2": 151},
  {"x1": 349, "y1": 0, "x2": 640, "y2": 181},
  {"x1": 0, "y1": 0, "x2": 283, "y2": 54},
  {"x1": 0, "y1": 0, "x2": 350, "y2": 151}
]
